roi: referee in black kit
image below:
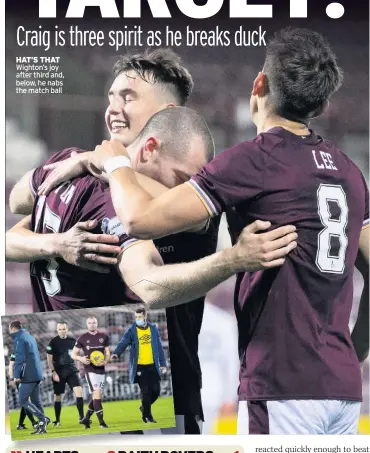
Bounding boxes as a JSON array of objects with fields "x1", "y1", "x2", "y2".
[{"x1": 46, "y1": 321, "x2": 84, "y2": 425}]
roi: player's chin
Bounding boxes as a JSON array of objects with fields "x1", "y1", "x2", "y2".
[{"x1": 109, "y1": 130, "x2": 130, "y2": 146}]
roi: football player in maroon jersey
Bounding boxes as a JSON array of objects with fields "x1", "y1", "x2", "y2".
[{"x1": 86, "y1": 29, "x2": 369, "y2": 434}]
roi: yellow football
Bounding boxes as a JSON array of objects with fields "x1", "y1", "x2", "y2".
[{"x1": 90, "y1": 350, "x2": 104, "y2": 366}]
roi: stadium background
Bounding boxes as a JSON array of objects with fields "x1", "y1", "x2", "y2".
[
  {"x1": 2, "y1": 306, "x2": 173, "y2": 437},
  {"x1": 5, "y1": 2, "x2": 369, "y2": 434}
]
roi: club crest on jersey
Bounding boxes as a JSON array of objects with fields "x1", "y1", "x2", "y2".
[
  {"x1": 101, "y1": 216, "x2": 125, "y2": 237},
  {"x1": 99, "y1": 338, "x2": 104, "y2": 343}
]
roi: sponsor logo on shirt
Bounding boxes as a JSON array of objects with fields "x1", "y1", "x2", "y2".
[
  {"x1": 101, "y1": 216, "x2": 125, "y2": 237},
  {"x1": 86, "y1": 345, "x2": 105, "y2": 350},
  {"x1": 156, "y1": 245, "x2": 175, "y2": 254}
]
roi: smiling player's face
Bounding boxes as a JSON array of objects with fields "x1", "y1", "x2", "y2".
[{"x1": 105, "y1": 70, "x2": 171, "y2": 147}]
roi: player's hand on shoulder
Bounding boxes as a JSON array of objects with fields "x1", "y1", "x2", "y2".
[
  {"x1": 90, "y1": 139, "x2": 130, "y2": 171},
  {"x1": 233, "y1": 220, "x2": 297, "y2": 272},
  {"x1": 56, "y1": 220, "x2": 122, "y2": 273},
  {"x1": 38, "y1": 151, "x2": 91, "y2": 196}
]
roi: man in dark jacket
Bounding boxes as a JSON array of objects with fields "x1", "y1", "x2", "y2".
[
  {"x1": 112, "y1": 308, "x2": 167, "y2": 423},
  {"x1": 9, "y1": 320, "x2": 49, "y2": 434}
]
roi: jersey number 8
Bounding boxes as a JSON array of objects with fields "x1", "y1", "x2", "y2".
[{"x1": 316, "y1": 184, "x2": 348, "y2": 274}]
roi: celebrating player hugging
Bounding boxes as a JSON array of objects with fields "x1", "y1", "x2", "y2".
[
  {"x1": 6, "y1": 24, "x2": 369, "y2": 435},
  {"x1": 85, "y1": 28, "x2": 369, "y2": 435}
]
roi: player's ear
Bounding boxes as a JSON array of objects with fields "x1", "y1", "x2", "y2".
[
  {"x1": 252, "y1": 72, "x2": 267, "y2": 97},
  {"x1": 142, "y1": 137, "x2": 161, "y2": 161}
]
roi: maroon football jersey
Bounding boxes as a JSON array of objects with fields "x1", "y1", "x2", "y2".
[
  {"x1": 190, "y1": 127, "x2": 369, "y2": 402},
  {"x1": 30, "y1": 148, "x2": 220, "y2": 416},
  {"x1": 30, "y1": 148, "x2": 141, "y2": 311},
  {"x1": 75, "y1": 331, "x2": 109, "y2": 375}
]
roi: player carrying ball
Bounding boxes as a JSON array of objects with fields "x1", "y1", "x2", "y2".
[{"x1": 72, "y1": 316, "x2": 110, "y2": 429}]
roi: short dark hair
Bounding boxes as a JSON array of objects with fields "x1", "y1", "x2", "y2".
[
  {"x1": 135, "y1": 106, "x2": 215, "y2": 163},
  {"x1": 113, "y1": 48, "x2": 194, "y2": 106},
  {"x1": 9, "y1": 320, "x2": 22, "y2": 330},
  {"x1": 264, "y1": 27, "x2": 343, "y2": 123},
  {"x1": 57, "y1": 321, "x2": 68, "y2": 327},
  {"x1": 135, "y1": 307, "x2": 147, "y2": 316}
]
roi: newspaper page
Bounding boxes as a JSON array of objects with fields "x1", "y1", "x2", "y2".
[{"x1": 3, "y1": 0, "x2": 369, "y2": 451}]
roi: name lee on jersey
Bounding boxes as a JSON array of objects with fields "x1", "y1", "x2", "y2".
[{"x1": 312, "y1": 150, "x2": 338, "y2": 171}]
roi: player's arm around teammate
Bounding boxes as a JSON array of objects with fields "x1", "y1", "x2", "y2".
[
  {"x1": 118, "y1": 220, "x2": 297, "y2": 309},
  {"x1": 7, "y1": 170, "x2": 122, "y2": 271},
  {"x1": 6, "y1": 215, "x2": 121, "y2": 273},
  {"x1": 89, "y1": 139, "x2": 211, "y2": 239}
]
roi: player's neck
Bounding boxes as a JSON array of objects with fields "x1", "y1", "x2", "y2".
[
  {"x1": 88, "y1": 330, "x2": 98, "y2": 335},
  {"x1": 257, "y1": 113, "x2": 310, "y2": 136}
]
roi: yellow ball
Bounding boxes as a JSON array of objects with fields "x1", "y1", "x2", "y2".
[{"x1": 90, "y1": 350, "x2": 104, "y2": 366}]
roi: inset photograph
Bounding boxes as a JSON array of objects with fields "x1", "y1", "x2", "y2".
[{"x1": 2, "y1": 305, "x2": 174, "y2": 440}]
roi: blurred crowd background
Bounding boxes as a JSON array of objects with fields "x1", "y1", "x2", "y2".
[
  {"x1": 3, "y1": 306, "x2": 171, "y2": 410},
  {"x1": 5, "y1": 14, "x2": 369, "y2": 434}
]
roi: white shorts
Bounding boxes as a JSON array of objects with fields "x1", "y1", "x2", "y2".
[
  {"x1": 238, "y1": 399, "x2": 361, "y2": 434},
  {"x1": 85, "y1": 372, "x2": 105, "y2": 394}
]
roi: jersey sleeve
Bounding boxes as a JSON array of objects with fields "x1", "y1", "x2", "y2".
[
  {"x1": 74, "y1": 179, "x2": 143, "y2": 251},
  {"x1": 46, "y1": 339, "x2": 53, "y2": 355},
  {"x1": 104, "y1": 335, "x2": 110, "y2": 347},
  {"x1": 10, "y1": 353, "x2": 15, "y2": 362},
  {"x1": 75, "y1": 336, "x2": 83, "y2": 349},
  {"x1": 30, "y1": 148, "x2": 87, "y2": 196},
  {"x1": 187, "y1": 141, "x2": 266, "y2": 217}
]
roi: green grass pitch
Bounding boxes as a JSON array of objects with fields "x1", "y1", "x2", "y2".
[{"x1": 10, "y1": 396, "x2": 175, "y2": 440}]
